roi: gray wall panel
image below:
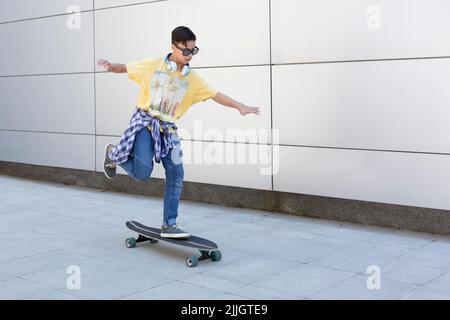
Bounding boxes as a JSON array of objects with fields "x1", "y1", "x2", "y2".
[
  {"x1": 0, "y1": 131, "x2": 95, "y2": 170},
  {"x1": 272, "y1": 0, "x2": 450, "y2": 63},
  {"x1": 272, "y1": 59, "x2": 450, "y2": 153},
  {"x1": 0, "y1": 74, "x2": 95, "y2": 134},
  {"x1": 95, "y1": 0, "x2": 270, "y2": 70},
  {"x1": 0, "y1": 0, "x2": 93, "y2": 23},
  {"x1": 273, "y1": 145, "x2": 450, "y2": 211},
  {"x1": 0, "y1": 12, "x2": 94, "y2": 76}
]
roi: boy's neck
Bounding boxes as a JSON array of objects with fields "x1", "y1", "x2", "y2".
[{"x1": 169, "y1": 53, "x2": 184, "y2": 72}]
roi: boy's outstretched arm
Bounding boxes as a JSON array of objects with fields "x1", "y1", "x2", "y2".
[
  {"x1": 212, "y1": 92, "x2": 260, "y2": 116},
  {"x1": 97, "y1": 59, "x2": 127, "y2": 73}
]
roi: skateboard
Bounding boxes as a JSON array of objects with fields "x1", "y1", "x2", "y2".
[{"x1": 125, "y1": 220, "x2": 222, "y2": 267}]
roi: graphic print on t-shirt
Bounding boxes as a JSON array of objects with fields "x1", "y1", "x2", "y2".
[{"x1": 149, "y1": 70, "x2": 189, "y2": 119}]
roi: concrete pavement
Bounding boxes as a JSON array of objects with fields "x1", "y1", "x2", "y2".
[{"x1": 1, "y1": 174, "x2": 450, "y2": 300}]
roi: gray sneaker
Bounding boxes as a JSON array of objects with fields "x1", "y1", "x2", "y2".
[
  {"x1": 103, "y1": 144, "x2": 116, "y2": 179},
  {"x1": 160, "y1": 225, "x2": 190, "y2": 239}
]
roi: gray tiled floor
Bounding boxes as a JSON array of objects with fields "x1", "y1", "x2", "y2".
[{"x1": 1, "y1": 174, "x2": 450, "y2": 300}]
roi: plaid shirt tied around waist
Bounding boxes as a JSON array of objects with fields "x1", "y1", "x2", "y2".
[{"x1": 107, "y1": 107, "x2": 178, "y2": 164}]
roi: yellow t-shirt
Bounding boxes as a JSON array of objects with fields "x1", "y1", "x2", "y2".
[{"x1": 126, "y1": 57, "x2": 218, "y2": 122}]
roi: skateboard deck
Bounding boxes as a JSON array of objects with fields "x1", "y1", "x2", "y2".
[{"x1": 125, "y1": 220, "x2": 221, "y2": 267}]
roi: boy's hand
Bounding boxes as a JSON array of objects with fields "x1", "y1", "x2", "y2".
[
  {"x1": 238, "y1": 103, "x2": 260, "y2": 116},
  {"x1": 97, "y1": 59, "x2": 112, "y2": 71}
]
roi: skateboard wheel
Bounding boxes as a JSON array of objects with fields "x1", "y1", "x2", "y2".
[
  {"x1": 125, "y1": 237, "x2": 136, "y2": 248},
  {"x1": 209, "y1": 250, "x2": 222, "y2": 262},
  {"x1": 149, "y1": 239, "x2": 159, "y2": 244},
  {"x1": 185, "y1": 256, "x2": 198, "y2": 268}
]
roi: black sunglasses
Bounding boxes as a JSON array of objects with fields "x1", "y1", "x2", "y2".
[{"x1": 173, "y1": 43, "x2": 199, "y2": 56}]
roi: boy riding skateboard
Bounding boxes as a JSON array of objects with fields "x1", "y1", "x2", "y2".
[{"x1": 98, "y1": 26, "x2": 260, "y2": 239}]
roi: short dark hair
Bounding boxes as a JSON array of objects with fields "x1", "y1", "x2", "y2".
[{"x1": 171, "y1": 26, "x2": 196, "y2": 46}]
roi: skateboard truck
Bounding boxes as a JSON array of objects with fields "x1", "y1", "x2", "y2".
[{"x1": 186, "y1": 249, "x2": 222, "y2": 268}]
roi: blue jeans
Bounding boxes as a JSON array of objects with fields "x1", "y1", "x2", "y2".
[{"x1": 118, "y1": 127, "x2": 184, "y2": 226}]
